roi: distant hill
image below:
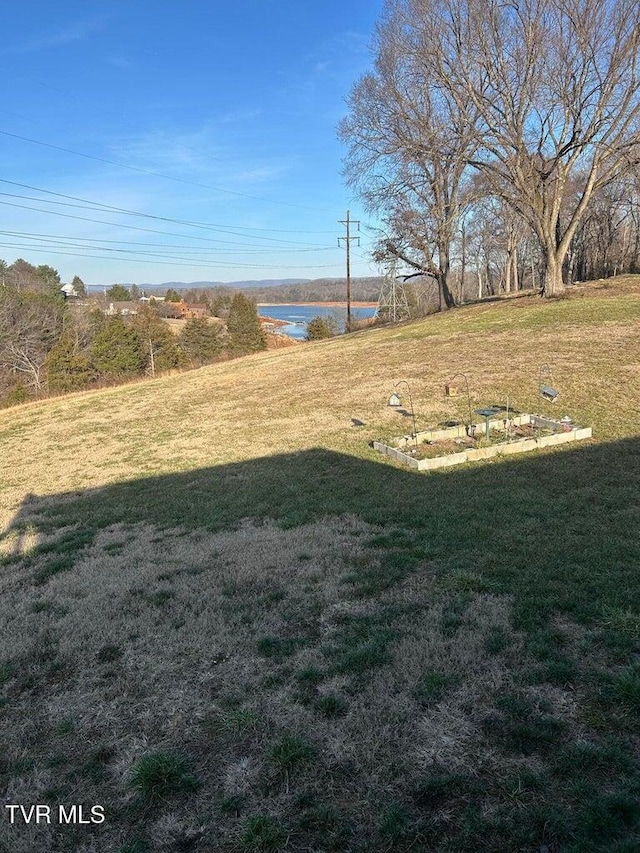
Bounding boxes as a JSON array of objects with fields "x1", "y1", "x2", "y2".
[
  {"x1": 86, "y1": 277, "x2": 385, "y2": 303},
  {"x1": 87, "y1": 279, "x2": 311, "y2": 292},
  {"x1": 147, "y1": 278, "x2": 313, "y2": 290}
]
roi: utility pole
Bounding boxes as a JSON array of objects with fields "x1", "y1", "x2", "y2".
[{"x1": 338, "y1": 210, "x2": 360, "y2": 332}]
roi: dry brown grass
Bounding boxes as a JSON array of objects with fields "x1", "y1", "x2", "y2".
[
  {"x1": 1, "y1": 275, "x2": 640, "y2": 850},
  {"x1": 1, "y1": 514, "x2": 563, "y2": 851},
  {"x1": 2, "y1": 275, "x2": 639, "y2": 532}
]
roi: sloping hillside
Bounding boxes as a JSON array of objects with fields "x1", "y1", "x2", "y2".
[{"x1": 1, "y1": 277, "x2": 640, "y2": 852}]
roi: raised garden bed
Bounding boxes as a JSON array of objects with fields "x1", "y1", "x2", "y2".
[{"x1": 373, "y1": 414, "x2": 592, "y2": 471}]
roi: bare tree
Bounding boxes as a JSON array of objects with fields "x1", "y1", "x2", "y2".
[
  {"x1": 421, "y1": 0, "x2": 640, "y2": 295},
  {"x1": 339, "y1": 4, "x2": 477, "y2": 309},
  {"x1": 0, "y1": 289, "x2": 65, "y2": 393},
  {"x1": 571, "y1": 169, "x2": 640, "y2": 279}
]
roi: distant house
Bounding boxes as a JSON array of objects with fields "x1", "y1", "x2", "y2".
[
  {"x1": 101, "y1": 299, "x2": 208, "y2": 320},
  {"x1": 158, "y1": 302, "x2": 208, "y2": 319},
  {"x1": 106, "y1": 301, "x2": 139, "y2": 316},
  {"x1": 60, "y1": 283, "x2": 78, "y2": 298}
]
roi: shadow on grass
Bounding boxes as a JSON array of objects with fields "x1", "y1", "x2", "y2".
[
  {"x1": 4, "y1": 436, "x2": 640, "y2": 631},
  {"x1": 3, "y1": 439, "x2": 640, "y2": 852}
]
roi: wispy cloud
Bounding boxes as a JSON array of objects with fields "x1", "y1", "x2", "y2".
[
  {"x1": 7, "y1": 17, "x2": 106, "y2": 55},
  {"x1": 218, "y1": 108, "x2": 262, "y2": 126},
  {"x1": 107, "y1": 124, "x2": 291, "y2": 190},
  {"x1": 106, "y1": 55, "x2": 133, "y2": 69},
  {"x1": 309, "y1": 29, "x2": 372, "y2": 77}
]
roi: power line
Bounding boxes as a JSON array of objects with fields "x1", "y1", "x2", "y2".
[
  {"x1": 0, "y1": 242, "x2": 344, "y2": 271},
  {"x1": 0, "y1": 62, "x2": 309, "y2": 196},
  {"x1": 0, "y1": 229, "x2": 334, "y2": 255},
  {"x1": 0, "y1": 198, "x2": 341, "y2": 250},
  {"x1": 0, "y1": 188, "x2": 331, "y2": 247},
  {"x1": 0, "y1": 178, "x2": 339, "y2": 235},
  {"x1": 0, "y1": 129, "x2": 341, "y2": 214},
  {"x1": 0, "y1": 240, "x2": 317, "y2": 261}
]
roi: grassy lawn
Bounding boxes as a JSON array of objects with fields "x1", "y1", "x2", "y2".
[{"x1": 1, "y1": 277, "x2": 640, "y2": 851}]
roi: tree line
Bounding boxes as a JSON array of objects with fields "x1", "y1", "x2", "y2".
[
  {"x1": 0, "y1": 260, "x2": 267, "y2": 407},
  {"x1": 148, "y1": 278, "x2": 384, "y2": 309},
  {"x1": 340, "y1": 0, "x2": 640, "y2": 308}
]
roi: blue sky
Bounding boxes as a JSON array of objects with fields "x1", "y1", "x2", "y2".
[{"x1": 0, "y1": 1, "x2": 383, "y2": 286}]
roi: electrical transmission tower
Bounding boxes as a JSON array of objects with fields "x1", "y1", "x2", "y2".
[{"x1": 375, "y1": 260, "x2": 411, "y2": 322}]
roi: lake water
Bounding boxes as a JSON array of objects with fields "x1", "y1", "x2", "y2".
[{"x1": 258, "y1": 304, "x2": 377, "y2": 339}]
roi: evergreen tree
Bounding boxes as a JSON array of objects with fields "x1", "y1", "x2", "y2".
[
  {"x1": 106, "y1": 284, "x2": 131, "y2": 301},
  {"x1": 91, "y1": 317, "x2": 145, "y2": 377},
  {"x1": 131, "y1": 307, "x2": 187, "y2": 374},
  {"x1": 226, "y1": 293, "x2": 267, "y2": 356},
  {"x1": 165, "y1": 288, "x2": 182, "y2": 302},
  {"x1": 306, "y1": 316, "x2": 336, "y2": 340},
  {"x1": 35, "y1": 265, "x2": 62, "y2": 295},
  {"x1": 70, "y1": 275, "x2": 86, "y2": 297},
  {"x1": 45, "y1": 333, "x2": 95, "y2": 392},
  {"x1": 2, "y1": 381, "x2": 30, "y2": 407},
  {"x1": 178, "y1": 317, "x2": 223, "y2": 365}
]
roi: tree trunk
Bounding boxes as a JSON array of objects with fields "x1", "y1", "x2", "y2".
[
  {"x1": 565, "y1": 243, "x2": 575, "y2": 284},
  {"x1": 438, "y1": 271, "x2": 454, "y2": 310},
  {"x1": 437, "y1": 244, "x2": 455, "y2": 310},
  {"x1": 542, "y1": 253, "x2": 564, "y2": 296},
  {"x1": 504, "y1": 254, "x2": 512, "y2": 293},
  {"x1": 460, "y1": 224, "x2": 467, "y2": 304},
  {"x1": 485, "y1": 259, "x2": 494, "y2": 295}
]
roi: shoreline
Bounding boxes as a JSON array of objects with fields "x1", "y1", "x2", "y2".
[
  {"x1": 259, "y1": 315, "x2": 289, "y2": 327},
  {"x1": 258, "y1": 301, "x2": 377, "y2": 308}
]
